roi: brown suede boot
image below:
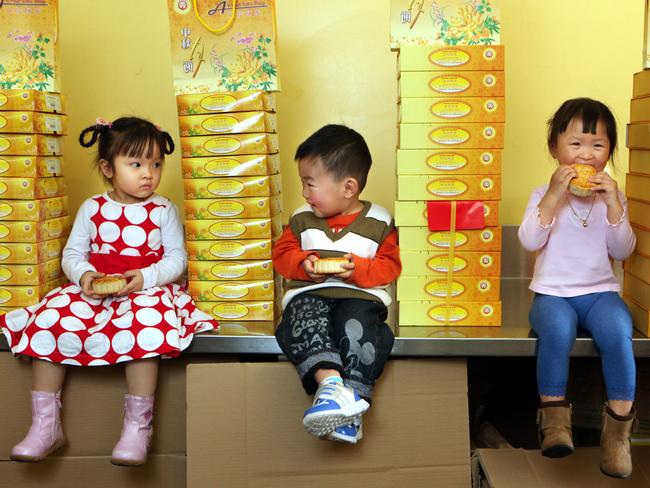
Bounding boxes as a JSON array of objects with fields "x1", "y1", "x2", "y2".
[
  {"x1": 537, "y1": 400, "x2": 574, "y2": 458},
  {"x1": 600, "y1": 405, "x2": 638, "y2": 479}
]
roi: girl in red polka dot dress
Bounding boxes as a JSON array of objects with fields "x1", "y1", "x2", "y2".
[{"x1": 0, "y1": 117, "x2": 218, "y2": 466}]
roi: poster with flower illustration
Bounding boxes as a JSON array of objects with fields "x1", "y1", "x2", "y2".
[
  {"x1": 167, "y1": 0, "x2": 279, "y2": 95},
  {"x1": 390, "y1": 0, "x2": 500, "y2": 49},
  {"x1": 0, "y1": 0, "x2": 59, "y2": 91}
]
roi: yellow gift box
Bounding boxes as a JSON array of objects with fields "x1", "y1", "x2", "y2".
[
  {"x1": 188, "y1": 260, "x2": 273, "y2": 281},
  {"x1": 398, "y1": 174, "x2": 501, "y2": 200},
  {"x1": 397, "y1": 276, "x2": 500, "y2": 301},
  {"x1": 0, "y1": 91, "x2": 66, "y2": 113},
  {"x1": 0, "y1": 258, "x2": 63, "y2": 286},
  {"x1": 395, "y1": 200, "x2": 499, "y2": 227},
  {"x1": 400, "y1": 251, "x2": 501, "y2": 277},
  {"x1": 185, "y1": 217, "x2": 282, "y2": 241},
  {"x1": 0, "y1": 237, "x2": 66, "y2": 264},
  {"x1": 183, "y1": 196, "x2": 282, "y2": 220},
  {"x1": 176, "y1": 91, "x2": 275, "y2": 115},
  {"x1": 195, "y1": 300, "x2": 276, "y2": 321},
  {"x1": 399, "y1": 71, "x2": 505, "y2": 98},
  {"x1": 0, "y1": 216, "x2": 70, "y2": 243},
  {"x1": 189, "y1": 280, "x2": 274, "y2": 302},
  {"x1": 0, "y1": 134, "x2": 62, "y2": 156},
  {"x1": 398, "y1": 45, "x2": 504, "y2": 72},
  {"x1": 630, "y1": 96, "x2": 650, "y2": 123},
  {"x1": 624, "y1": 272, "x2": 650, "y2": 309},
  {"x1": 398, "y1": 226, "x2": 502, "y2": 251},
  {"x1": 0, "y1": 156, "x2": 62, "y2": 177},
  {"x1": 178, "y1": 112, "x2": 277, "y2": 136},
  {"x1": 397, "y1": 149, "x2": 500, "y2": 175},
  {"x1": 186, "y1": 239, "x2": 272, "y2": 261},
  {"x1": 626, "y1": 123, "x2": 650, "y2": 149},
  {"x1": 632, "y1": 224, "x2": 650, "y2": 257},
  {"x1": 624, "y1": 295, "x2": 650, "y2": 336},
  {"x1": 0, "y1": 196, "x2": 68, "y2": 221},
  {"x1": 624, "y1": 252, "x2": 650, "y2": 284},
  {"x1": 626, "y1": 173, "x2": 650, "y2": 202},
  {"x1": 0, "y1": 277, "x2": 66, "y2": 307},
  {"x1": 184, "y1": 173, "x2": 281, "y2": 199},
  {"x1": 628, "y1": 199, "x2": 650, "y2": 229},
  {"x1": 0, "y1": 112, "x2": 67, "y2": 135},
  {"x1": 0, "y1": 176, "x2": 65, "y2": 200},
  {"x1": 634, "y1": 70, "x2": 650, "y2": 98},
  {"x1": 218, "y1": 321, "x2": 275, "y2": 336},
  {"x1": 399, "y1": 123, "x2": 504, "y2": 149},
  {"x1": 181, "y1": 133, "x2": 279, "y2": 157},
  {"x1": 399, "y1": 97, "x2": 505, "y2": 123},
  {"x1": 399, "y1": 300, "x2": 501, "y2": 326},
  {"x1": 629, "y1": 150, "x2": 650, "y2": 175},
  {"x1": 182, "y1": 154, "x2": 280, "y2": 178}
]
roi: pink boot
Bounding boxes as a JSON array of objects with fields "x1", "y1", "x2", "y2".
[
  {"x1": 10, "y1": 390, "x2": 66, "y2": 462},
  {"x1": 110, "y1": 394, "x2": 154, "y2": 466}
]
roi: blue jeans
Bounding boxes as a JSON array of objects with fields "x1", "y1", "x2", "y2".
[{"x1": 530, "y1": 292, "x2": 635, "y2": 401}]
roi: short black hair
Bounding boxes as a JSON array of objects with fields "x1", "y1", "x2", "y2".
[
  {"x1": 547, "y1": 98, "x2": 617, "y2": 165},
  {"x1": 295, "y1": 124, "x2": 372, "y2": 191}
]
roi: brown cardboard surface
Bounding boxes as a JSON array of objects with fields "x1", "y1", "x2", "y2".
[
  {"x1": 477, "y1": 447, "x2": 650, "y2": 487},
  {"x1": 0, "y1": 454, "x2": 185, "y2": 488},
  {"x1": 187, "y1": 359, "x2": 471, "y2": 488}
]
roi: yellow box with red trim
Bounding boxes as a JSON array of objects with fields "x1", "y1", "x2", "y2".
[
  {"x1": 0, "y1": 277, "x2": 66, "y2": 307},
  {"x1": 181, "y1": 154, "x2": 280, "y2": 178},
  {"x1": 183, "y1": 196, "x2": 281, "y2": 220},
  {"x1": 183, "y1": 174, "x2": 281, "y2": 199},
  {"x1": 398, "y1": 226, "x2": 502, "y2": 251},
  {"x1": 188, "y1": 260, "x2": 273, "y2": 281},
  {"x1": 217, "y1": 321, "x2": 275, "y2": 336},
  {"x1": 0, "y1": 258, "x2": 63, "y2": 286},
  {"x1": 624, "y1": 295, "x2": 650, "y2": 336},
  {"x1": 185, "y1": 217, "x2": 282, "y2": 241},
  {"x1": 0, "y1": 156, "x2": 63, "y2": 177},
  {"x1": 180, "y1": 133, "x2": 279, "y2": 158},
  {"x1": 397, "y1": 149, "x2": 501, "y2": 175},
  {"x1": 189, "y1": 280, "x2": 275, "y2": 302},
  {"x1": 0, "y1": 90, "x2": 66, "y2": 113},
  {"x1": 400, "y1": 251, "x2": 501, "y2": 277},
  {"x1": 178, "y1": 112, "x2": 277, "y2": 136},
  {"x1": 0, "y1": 134, "x2": 62, "y2": 156},
  {"x1": 176, "y1": 91, "x2": 275, "y2": 115},
  {"x1": 398, "y1": 174, "x2": 501, "y2": 200},
  {"x1": 397, "y1": 276, "x2": 500, "y2": 301},
  {"x1": 0, "y1": 177, "x2": 65, "y2": 200},
  {"x1": 195, "y1": 300, "x2": 277, "y2": 321},
  {"x1": 399, "y1": 71, "x2": 505, "y2": 98},
  {"x1": 399, "y1": 300, "x2": 502, "y2": 326},
  {"x1": 395, "y1": 200, "x2": 499, "y2": 227},
  {"x1": 399, "y1": 97, "x2": 505, "y2": 123},
  {"x1": 0, "y1": 112, "x2": 67, "y2": 135},
  {"x1": 0, "y1": 216, "x2": 70, "y2": 243},
  {"x1": 0, "y1": 196, "x2": 68, "y2": 221},
  {"x1": 186, "y1": 239, "x2": 272, "y2": 261},
  {"x1": 0, "y1": 237, "x2": 66, "y2": 264},
  {"x1": 626, "y1": 173, "x2": 650, "y2": 202},
  {"x1": 399, "y1": 123, "x2": 504, "y2": 149},
  {"x1": 398, "y1": 45, "x2": 504, "y2": 72}
]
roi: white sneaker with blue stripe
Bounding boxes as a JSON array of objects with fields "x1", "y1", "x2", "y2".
[
  {"x1": 327, "y1": 416, "x2": 363, "y2": 444},
  {"x1": 303, "y1": 379, "x2": 369, "y2": 437}
]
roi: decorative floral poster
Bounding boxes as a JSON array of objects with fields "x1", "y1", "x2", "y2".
[
  {"x1": 0, "y1": 0, "x2": 59, "y2": 91},
  {"x1": 390, "y1": 0, "x2": 500, "y2": 49},
  {"x1": 167, "y1": 0, "x2": 279, "y2": 95}
]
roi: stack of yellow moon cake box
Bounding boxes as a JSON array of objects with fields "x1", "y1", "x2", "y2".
[
  {"x1": 0, "y1": 90, "x2": 70, "y2": 313},
  {"x1": 177, "y1": 91, "x2": 283, "y2": 335},
  {"x1": 623, "y1": 70, "x2": 650, "y2": 336},
  {"x1": 395, "y1": 45, "x2": 504, "y2": 336}
]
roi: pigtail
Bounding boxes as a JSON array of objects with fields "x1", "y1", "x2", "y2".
[
  {"x1": 161, "y1": 131, "x2": 175, "y2": 155},
  {"x1": 79, "y1": 118, "x2": 113, "y2": 148}
]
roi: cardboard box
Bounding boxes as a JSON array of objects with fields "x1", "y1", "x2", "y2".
[
  {"x1": 0, "y1": 134, "x2": 62, "y2": 156},
  {"x1": 195, "y1": 300, "x2": 276, "y2": 321},
  {"x1": 189, "y1": 279, "x2": 275, "y2": 302},
  {"x1": 217, "y1": 321, "x2": 275, "y2": 336},
  {"x1": 399, "y1": 123, "x2": 504, "y2": 149},
  {"x1": 0, "y1": 277, "x2": 65, "y2": 307},
  {"x1": 0, "y1": 258, "x2": 62, "y2": 285},
  {"x1": 395, "y1": 200, "x2": 499, "y2": 227},
  {"x1": 187, "y1": 360, "x2": 470, "y2": 488},
  {"x1": 398, "y1": 174, "x2": 501, "y2": 200},
  {"x1": 629, "y1": 198, "x2": 650, "y2": 229},
  {"x1": 0, "y1": 111, "x2": 67, "y2": 135},
  {"x1": 176, "y1": 90, "x2": 275, "y2": 115},
  {"x1": 398, "y1": 226, "x2": 502, "y2": 251},
  {"x1": 627, "y1": 173, "x2": 650, "y2": 202},
  {"x1": 624, "y1": 271, "x2": 650, "y2": 308},
  {"x1": 183, "y1": 173, "x2": 281, "y2": 199},
  {"x1": 188, "y1": 259, "x2": 273, "y2": 281},
  {"x1": 0, "y1": 90, "x2": 66, "y2": 113},
  {"x1": 634, "y1": 70, "x2": 650, "y2": 98},
  {"x1": 399, "y1": 97, "x2": 505, "y2": 123},
  {"x1": 625, "y1": 295, "x2": 650, "y2": 336},
  {"x1": 178, "y1": 111, "x2": 277, "y2": 136},
  {"x1": 0, "y1": 216, "x2": 70, "y2": 243},
  {"x1": 0, "y1": 237, "x2": 66, "y2": 264},
  {"x1": 400, "y1": 250, "x2": 501, "y2": 277},
  {"x1": 631, "y1": 95, "x2": 650, "y2": 123},
  {"x1": 397, "y1": 276, "x2": 500, "y2": 301},
  {"x1": 0, "y1": 196, "x2": 68, "y2": 221},
  {"x1": 0, "y1": 156, "x2": 62, "y2": 178},
  {"x1": 180, "y1": 133, "x2": 279, "y2": 157},
  {"x1": 399, "y1": 300, "x2": 501, "y2": 326},
  {"x1": 185, "y1": 216, "x2": 282, "y2": 241},
  {"x1": 399, "y1": 71, "x2": 505, "y2": 98},
  {"x1": 624, "y1": 252, "x2": 650, "y2": 283},
  {"x1": 398, "y1": 45, "x2": 504, "y2": 71},
  {"x1": 633, "y1": 224, "x2": 650, "y2": 257},
  {"x1": 181, "y1": 154, "x2": 280, "y2": 177},
  {"x1": 629, "y1": 149, "x2": 650, "y2": 175},
  {"x1": 0, "y1": 176, "x2": 65, "y2": 199},
  {"x1": 183, "y1": 195, "x2": 281, "y2": 220},
  {"x1": 397, "y1": 148, "x2": 501, "y2": 175},
  {"x1": 186, "y1": 239, "x2": 272, "y2": 261}
]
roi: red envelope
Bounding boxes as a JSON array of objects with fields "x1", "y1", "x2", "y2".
[{"x1": 426, "y1": 201, "x2": 485, "y2": 231}]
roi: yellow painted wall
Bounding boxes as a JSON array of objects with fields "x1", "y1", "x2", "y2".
[{"x1": 59, "y1": 0, "x2": 644, "y2": 225}]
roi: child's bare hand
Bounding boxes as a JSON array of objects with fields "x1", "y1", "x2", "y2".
[
  {"x1": 302, "y1": 255, "x2": 326, "y2": 283},
  {"x1": 333, "y1": 254, "x2": 355, "y2": 280},
  {"x1": 80, "y1": 271, "x2": 105, "y2": 299},
  {"x1": 590, "y1": 171, "x2": 619, "y2": 206},
  {"x1": 116, "y1": 269, "x2": 144, "y2": 296},
  {"x1": 548, "y1": 164, "x2": 576, "y2": 199}
]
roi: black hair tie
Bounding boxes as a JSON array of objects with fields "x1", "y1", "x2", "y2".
[
  {"x1": 79, "y1": 126, "x2": 100, "y2": 148},
  {"x1": 162, "y1": 132, "x2": 175, "y2": 155}
]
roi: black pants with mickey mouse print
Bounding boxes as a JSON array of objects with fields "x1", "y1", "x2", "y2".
[{"x1": 275, "y1": 293, "x2": 394, "y2": 399}]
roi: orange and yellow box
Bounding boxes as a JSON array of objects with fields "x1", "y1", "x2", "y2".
[
  {"x1": 0, "y1": 237, "x2": 67, "y2": 265},
  {"x1": 0, "y1": 176, "x2": 65, "y2": 200},
  {"x1": 624, "y1": 295, "x2": 650, "y2": 336},
  {"x1": 178, "y1": 112, "x2": 277, "y2": 136},
  {"x1": 398, "y1": 45, "x2": 504, "y2": 72},
  {"x1": 626, "y1": 173, "x2": 650, "y2": 202},
  {"x1": 399, "y1": 71, "x2": 505, "y2": 98},
  {"x1": 188, "y1": 260, "x2": 273, "y2": 281},
  {"x1": 218, "y1": 321, "x2": 275, "y2": 336},
  {"x1": 0, "y1": 258, "x2": 63, "y2": 286},
  {"x1": 0, "y1": 216, "x2": 70, "y2": 243},
  {"x1": 180, "y1": 133, "x2": 278, "y2": 158},
  {"x1": 0, "y1": 196, "x2": 68, "y2": 221},
  {"x1": 183, "y1": 196, "x2": 282, "y2": 220},
  {"x1": 628, "y1": 199, "x2": 650, "y2": 229},
  {"x1": 395, "y1": 200, "x2": 499, "y2": 227},
  {"x1": 399, "y1": 300, "x2": 502, "y2": 326},
  {"x1": 624, "y1": 252, "x2": 650, "y2": 284},
  {"x1": 398, "y1": 174, "x2": 501, "y2": 200},
  {"x1": 397, "y1": 276, "x2": 500, "y2": 302},
  {"x1": 0, "y1": 134, "x2": 62, "y2": 156},
  {"x1": 176, "y1": 91, "x2": 275, "y2": 115},
  {"x1": 186, "y1": 239, "x2": 272, "y2": 261},
  {"x1": 624, "y1": 272, "x2": 650, "y2": 308},
  {"x1": 399, "y1": 97, "x2": 505, "y2": 123},
  {"x1": 0, "y1": 112, "x2": 68, "y2": 135},
  {"x1": 0, "y1": 156, "x2": 63, "y2": 177},
  {"x1": 397, "y1": 149, "x2": 501, "y2": 175},
  {"x1": 183, "y1": 173, "x2": 281, "y2": 199},
  {"x1": 0, "y1": 90, "x2": 66, "y2": 113},
  {"x1": 400, "y1": 251, "x2": 501, "y2": 277},
  {"x1": 398, "y1": 226, "x2": 502, "y2": 251},
  {"x1": 195, "y1": 300, "x2": 276, "y2": 321},
  {"x1": 399, "y1": 123, "x2": 504, "y2": 149},
  {"x1": 185, "y1": 217, "x2": 282, "y2": 241},
  {"x1": 0, "y1": 277, "x2": 67, "y2": 307},
  {"x1": 189, "y1": 280, "x2": 275, "y2": 302},
  {"x1": 182, "y1": 154, "x2": 280, "y2": 178},
  {"x1": 629, "y1": 150, "x2": 650, "y2": 175}
]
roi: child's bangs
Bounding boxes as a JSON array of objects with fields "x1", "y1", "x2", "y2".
[{"x1": 114, "y1": 128, "x2": 164, "y2": 160}]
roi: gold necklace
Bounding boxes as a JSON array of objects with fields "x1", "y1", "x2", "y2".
[{"x1": 566, "y1": 195, "x2": 596, "y2": 228}]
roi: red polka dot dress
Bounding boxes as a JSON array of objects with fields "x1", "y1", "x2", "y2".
[{"x1": 0, "y1": 193, "x2": 218, "y2": 366}]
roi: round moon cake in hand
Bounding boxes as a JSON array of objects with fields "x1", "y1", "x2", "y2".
[
  {"x1": 313, "y1": 257, "x2": 350, "y2": 274},
  {"x1": 92, "y1": 276, "x2": 127, "y2": 295},
  {"x1": 569, "y1": 163, "x2": 596, "y2": 197}
]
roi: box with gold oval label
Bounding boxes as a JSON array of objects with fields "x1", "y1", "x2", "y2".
[
  {"x1": 176, "y1": 91, "x2": 275, "y2": 115},
  {"x1": 178, "y1": 112, "x2": 277, "y2": 136},
  {"x1": 195, "y1": 300, "x2": 277, "y2": 321},
  {"x1": 397, "y1": 276, "x2": 500, "y2": 302},
  {"x1": 395, "y1": 200, "x2": 499, "y2": 227},
  {"x1": 399, "y1": 97, "x2": 505, "y2": 123},
  {"x1": 399, "y1": 300, "x2": 501, "y2": 326},
  {"x1": 398, "y1": 174, "x2": 501, "y2": 200},
  {"x1": 399, "y1": 71, "x2": 504, "y2": 99},
  {"x1": 0, "y1": 258, "x2": 63, "y2": 286},
  {"x1": 399, "y1": 251, "x2": 501, "y2": 277},
  {"x1": 186, "y1": 239, "x2": 272, "y2": 261},
  {"x1": 399, "y1": 123, "x2": 504, "y2": 149},
  {"x1": 0, "y1": 112, "x2": 68, "y2": 135},
  {"x1": 398, "y1": 45, "x2": 504, "y2": 72},
  {"x1": 180, "y1": 133, "x2": 279, "y2": 158},
  {"x1": 0, "y1": 216, "x2": 71, "y2": 243},
  {"x1": 182, "y1": 154, "x2": 280, "y2": 178},
  {"x1": 188, "y1": 260, "x2": 273, "y2": 281},
  {"x1": 0, "y1": 196, "x2": 68, "y2": 221},
  {"x1": 183, "y1": 196, "x2": 282, "y2": 220},
  {"x1": 0, "y1": 134, "x2": 62, "y2": 156},
  {"x1": 183, "y1": 174, "x2": 281, "y2": 199},
  {"x1": 0, "y1": 177, "x2": 65, "y2": 200},
  {"x1": 185, "y1": 217, "x2": 282, "y2": 241},
  {"x1": 0, "y1": 90, "x2": 66, "y2": 113},
  {"x1": 189, "y1": 280, "x2": 275, "y2": 302},
  {"x1": 0, "y1": 237, "x2": 67, "y2": 264},
  {"x1": 0, "y1": 277, "x2": 66, "y2": 307},
  {"x1": 0, "y1": 156, "x2": 63, "y2": 177},
  {"x1": 218, "y1": 321, "x2": 275, "y2": 336},
  {"x1": 397, "y1": 149, "x2": 501, "y2": 175},
  {"x1": 398, "y1": 226, "x2": 502, "y2": 251}
]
